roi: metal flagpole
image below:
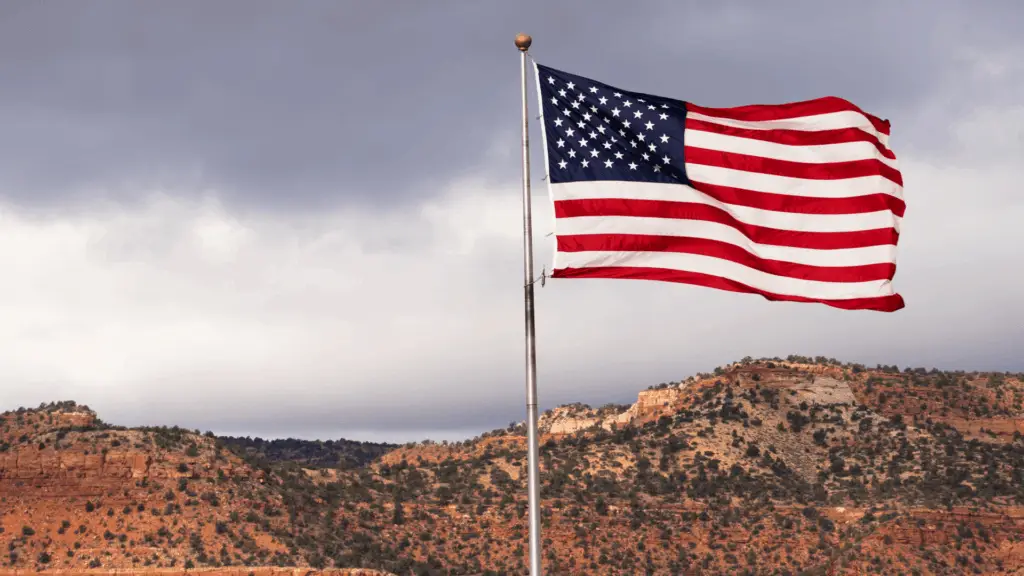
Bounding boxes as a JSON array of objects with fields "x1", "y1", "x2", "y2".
[{"x1": 515, "y1": 32, "x2": 543, "y2": 576}]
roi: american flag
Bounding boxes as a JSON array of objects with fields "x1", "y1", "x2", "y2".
[{"x1": 535, "y1": 63, "x2": 904, "y2": 312}]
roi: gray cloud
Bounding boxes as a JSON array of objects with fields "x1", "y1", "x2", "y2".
[{"x1": 0, "y1": 0, "x2": 1019, "y2": 210}]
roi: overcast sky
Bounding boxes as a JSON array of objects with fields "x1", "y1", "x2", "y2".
[{"x1": 0, "y1": 0, "x2": 1021, "y2": 444}]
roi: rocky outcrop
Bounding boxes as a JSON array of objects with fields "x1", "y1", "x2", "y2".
[
  {"x1": 538, "y1": 405, "x2": 603, "y2": 435},
  {"x1": 934, "y1": 415, "x2": 1024, "y2": 439},
  {"x1": 0, "y1": 446, "x2": 243, "y2": 499},
  {"x1": 0, "y1": 407, "x2": 289, "y2": 572},
  {"x1": 538, "y1": 385, "x2": 690, "y2": 436},
  {"x1": 619, "y1": 386, "x2": 689, "y2": 422},
  {"x1": 0, "y1": 450, "x2": 151, "y2": 482},
  {"x1": 0, "y1": 412, "x2": 156, "y2": 498}
]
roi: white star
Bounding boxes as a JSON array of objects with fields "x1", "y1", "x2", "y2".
[
  {"x1": 648, "y1": 104, "x2": 656, "y2": 110},
  {"x1": 604, "y1": 159, "x2": 613, "y2": 168},
  {"x1": 623, "y1": 120, "x2": 631, "y2": 128},
  {"x1": 590, "y1": 106, "x2": 598, "y2": 113},
  {"x1": 638, "y1": 98, "x2": 646, "y2": 103},
  {"x1": 566, "y1": 128, "x2": 575, "y2": 137},
  {"x1": 581, "y1": 159, "x2": 589, "y2": 167},
  {"x1": 649, "y1": 143, "x2": 657, "y2": 152},
  {"x1": 598, "y1": 97, "x2": 608, "y2": 105},
  {"x1": 653, "y1": 165, "x2": 662, "y2": 172},
  {"x1": 618, "y1": 129, "x2": 626, "y2": 137},
  {"x1": 563, "y1": 108, "x2": 571, "y2": 116},
  {"x1": 645, "y1": 121, "x2": 654, "y2": 130},
  {"x1": 558, "y1": 89, "x2": 567, "y2": 97},
  {"x1": 611, "y1": 108, "x2": 621, "y2": 117},
  {"x1": 556, "y1": 139, "x2": 565, "y2": 148},
  {"x1": 589, "y1": 86, "x2": 598, "y2": 93},
  {"x1": 571, "y1": 101, "x2": 581, "y2": 109},
  {"x1": 553, "y1": 118, "x2": 563, "y2": 127},
  {"x1": 582, "y1": 112, "x2": 592, "y2": 121},
  {"x1": 660, "y1": 134, "x2": 669, "y2": 143},
  {"x1": 558, "y1": 160, "x2": 568, "y2": 169},
  {"x1": 590, "y1": 149, "x2": 600, "y2": 158},
  {"x1": 637, "y1": 133, "x2": 646, "y2": 142},
  {"x1": 576, "y1": 120, "x2": 586, "y2": 129},
  {"x1": 579, "y1": 138, "x2": 589, "y2": 147},
  {"x1": 550, "y1": 97, "x2": 558, "y2": 105},
  {"x1": 603, "y1": 141, "x2": 612, "y2": 150},
  {"x1": 630, "y1": 140, "x2": 638, "y2": 148},
  {"x1": 610, "y1": 137, "x2": 617, "y2": 143},
  {"x1": 642, "y1": 153, "x2": 650, "y2": 161},
  {"x1": 633, "y1": 110, "x2": 643, "y2": 119},
  {"x1": 662, "y1": 155, "x2": 670, "y2": 164},
  {"x1": 547, "y1": 76, "x2": 555, "y2": 84},
  {"x1": 568, "y1": 149, "x2": 576, "y2": 158},
  {"x1": 577, "y1": 93, "x2": 586, "y2": 101},
  {"x1": 661, "y1": 104, "x2": 668, "y2": 109},
  {"x1": 628, "y1": 162, "x2": 638, "y2": 170},
  {"x1": 615, "y1": 151, "x2": 624, "y2": 160},
  {"x1": 589, "y1": 131, "x2": 597, "y2": 139},
  {"x1": 597, "y1": 125, "x2": 607, "y2": 134},
  {"x1": 613, "y1": 92, "x2": 622, "y2": 98},
  {"x1": 566, "y1": 82, "x2": 575, "y2": 90},
  {"x1": 623, "y1": 100, "x2": 633, "y2": 108},
  {"x1": 659, "y1": 113, "x2": 668, "y2": 120}
]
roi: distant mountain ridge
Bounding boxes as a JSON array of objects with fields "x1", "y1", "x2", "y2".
[{"x1": 217, "y1": 435, "x2": 397, "y2": 469}]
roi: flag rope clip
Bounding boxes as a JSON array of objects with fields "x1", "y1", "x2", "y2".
[{"x1": 527, "y1": 268, "x2": 547, "y2": 288}]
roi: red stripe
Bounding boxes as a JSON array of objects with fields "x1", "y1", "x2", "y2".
[
  {"x1": 685, "y1": 146, "x2": 903, "y2": 187},
  {"x1": 688, "y1": 96, "x2": 891, "y2": 136},
  {"x1": 554, "y1": 199, "x2": 899, "y2": 250},
  {"x1": 551, "y1": 266, "x2": 905, "y2": 312},
  {"x1": 557, "y1": 234, "x2": 895, "y2": 283},
  {"x1": 686, "y1": 118, "x2": 895, "y2": 160},
  {"x1": 688, "y1": 181, "x2": 906, "y2": 218}
]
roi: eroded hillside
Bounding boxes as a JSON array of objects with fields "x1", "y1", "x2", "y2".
[
  {"x1": 3, "y1": 358, "x2": 1024, "y2": 575},
  {"x1": 0, "y1": 403, "x2": 397, "y2": 574}
]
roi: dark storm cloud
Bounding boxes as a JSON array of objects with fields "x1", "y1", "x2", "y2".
[{"x1": 0, "y1": 0, "x2": 1017, "y2": 210}]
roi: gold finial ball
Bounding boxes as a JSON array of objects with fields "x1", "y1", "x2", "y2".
[{"x1": 515, "y1": 34, "x2": 532, "y2": 51}]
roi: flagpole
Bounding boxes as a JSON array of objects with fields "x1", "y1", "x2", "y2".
[{"x1": 515, "y1": 32, "x2": 543, "y2": 576}]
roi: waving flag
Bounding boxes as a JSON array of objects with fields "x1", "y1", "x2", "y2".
[{"x1": 535, "y1": 63, "x2": 904, "y2": 312}]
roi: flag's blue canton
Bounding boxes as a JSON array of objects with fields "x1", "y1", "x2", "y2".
[{"x1": 537, "y1": 64, "x2": 689, "y2": 186}]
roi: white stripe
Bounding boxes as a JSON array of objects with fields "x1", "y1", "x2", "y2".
[
  {"x1": 555, "y1": 216, "x2": 896, "y2": 267},
  {"x1": 686, "y1": 164, "x2": 904, "y2": 201},
  {"x1": 688, "y1": 110, "x2": 890, "y2": 149},
  {"x1": 533, "y1": 60, "x2": 559, "y2": 274},
  {"x1": 554, "y1": 251, "x2": 895, "y2": 300},
  {"x1": 551, "y1": 181, "x2": 902, "y2": 233},
  {"x1": 685, "y1": 128, "x2": 900, "y2": 171}
]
